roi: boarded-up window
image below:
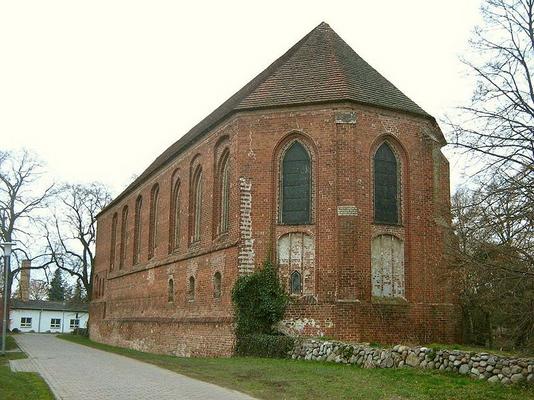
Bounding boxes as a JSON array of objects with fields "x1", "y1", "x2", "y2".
[
  {"x1": 374, "y1": 143, "x2": 399, "y2": 224},
  {"x1": 281, "y1": 142, "x2": 311, "y2": 224},
  {"x1": 371, "y1": 235, "x2": 404, "y2": 298},
  {"x1": 277, "y1": 232, "x2": 315, "y2": 295}
]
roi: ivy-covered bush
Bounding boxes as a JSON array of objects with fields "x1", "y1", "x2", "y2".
[{"x1": 232, "y1": 260, "x2": 291, "y2": 357}]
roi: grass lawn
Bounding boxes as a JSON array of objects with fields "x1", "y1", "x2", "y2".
[
  {"x1": 0, "y1": 338, "x2": 54, "y2": 400},
  {"x1": 59, "y1": 334, "x2": 534, "y2": 400}
]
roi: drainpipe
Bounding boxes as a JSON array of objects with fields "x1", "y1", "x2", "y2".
[
  {"x1": 61, "y1": 310, "x2": 65, "y2": 333},
  {"x1": 38, "y1": 309, "x2": 42, "y2": 333}
]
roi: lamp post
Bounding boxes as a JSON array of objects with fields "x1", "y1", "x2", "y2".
[{"x1": 1, "y1": 241, "x2": 15, "y2": 356}]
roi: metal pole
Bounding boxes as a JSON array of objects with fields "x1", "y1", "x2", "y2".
[
  {"x1": 1, "y1": 242, "x2": 14, "y2": 357},
  {"x1": 2, "y1": 252, "x2": 9, "y2": 356}
]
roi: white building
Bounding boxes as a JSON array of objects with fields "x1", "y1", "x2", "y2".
[{"x1": 9, "y1": 299, "x2": 89, "y2": 334}]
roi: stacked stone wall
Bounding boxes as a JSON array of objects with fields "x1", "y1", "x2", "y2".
[{"x1": 290, "y1": 338, "x2": 534, "y2": 385}]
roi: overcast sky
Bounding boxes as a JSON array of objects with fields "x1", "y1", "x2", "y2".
[{"x1": 1, "y1": 0, "x2": 482, "y2": 195}]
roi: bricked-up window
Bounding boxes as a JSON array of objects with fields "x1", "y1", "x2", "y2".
[
  {"x1": 213, "y1": 271, "x2": 222, "y2": 299},
  {"x1": 133, "y1": 195, "x2": 142, "y2": 264},
  {"x1": 371, "y1": 234, "x2": 405, "y2": 298},
  {"x1": 148, "y1": 184, "x2": 159, "y2": 259},
  {"x1": 119, "y1": 205, "x2": 128, "y2": 269},
  {"x1": 218, "y1": 154, "x2": 230, "y2": 234},
  {"x1": 187, "y1": 276, "x2": 195, "y2": 301},
  {"x1": 290, "y1": 270, "x2": 302, "y2": 295},
  {"x1": 191, "y1": 168, "x2": 202, "y2": 243},
  {"x1": 110, "y1": 212, "x2": 118, "y2": 271},
  {"x1": 170, "y1": 181, "x2": 181, "y2": 252},
  {"x1": 168, "y1": 278, "x2": 174, "y2": 302},
  {"x1": 281, "y1": 141, "x2": 311, "y2": 224},
  {"x1": 374, "y1": 142, "x2": 399, "y2": 224}
]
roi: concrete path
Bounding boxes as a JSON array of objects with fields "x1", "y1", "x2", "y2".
[{"x1": 11, "y1": 334, "x2": 255, "y2": 400}]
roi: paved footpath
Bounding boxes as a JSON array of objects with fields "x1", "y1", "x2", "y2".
[{"x1": 11, "y1": 334, "x2": 255, "y2": 400}]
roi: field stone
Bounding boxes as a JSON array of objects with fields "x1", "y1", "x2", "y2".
[
  {"x1": 487, "y1": 375, "x2": 500, "y2": 384},
  {"x1": 459, "y1": 364, "x2": 470, "y2": 375}
]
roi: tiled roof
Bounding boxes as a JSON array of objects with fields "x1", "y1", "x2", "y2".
[
  {"x1": 10, "y1": 299, "x2": 89, "y2": 312},
  {"x1": 100, "y1": 22, "x2": 433, "y2": 215}
]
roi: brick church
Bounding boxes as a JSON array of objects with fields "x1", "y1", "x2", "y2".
[{"x1": 90, "y1": 22, "x2": 461, "y2": 357}]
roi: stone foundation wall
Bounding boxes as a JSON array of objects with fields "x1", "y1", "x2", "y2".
[{"x1": 290, "y1": 339, "x2": 534, "y2": 385}]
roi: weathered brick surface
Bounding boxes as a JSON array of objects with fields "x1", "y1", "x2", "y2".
[{"x1": 91, "y1": 102, "x2": 461, "y2": 357}]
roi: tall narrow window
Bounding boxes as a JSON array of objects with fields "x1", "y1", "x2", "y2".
[
  {"x1": 119, "y1": 205, "x2": 128, "y2": 269},
  {"x1": 374, "y1": 143, "x2": 399, "y2": 224},
  {"x1": 170, "y1": 182, "x2": 181, "y2": 252},
  {"x1": 110, "y1": 213, "x2": 118, "y2": 271},
  {"x1": 191, "y1": 169, "x2": 202, "y2": 243},
  {"x1": 168, "y1": 278, "x2": 174, "y2": 302},
  {"x1": 133, "y1": 195, "x2": 142, "y2": 264},
  {"x1": 187, "y1": 276, "x2": 195, "y2": 301},
  {"x1": 213, "y1": 271, "x2": 222, "y2": 299},
  {"x1": 281, "y1": 141, "x2": 311, "y2": 224},
  {"x1": 290, "y1": 270, "x2": 302, "y2": 295},
  {"x1": 148, "y1": 184, "x2": 159, "y2": 259},
  {"x1": 219, "y1": 155, "x2": 230, "y2": 234}
]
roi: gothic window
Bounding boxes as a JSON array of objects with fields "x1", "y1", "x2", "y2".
[
  {"x1": 218, "y1": 154, "x2": 230, "y2": 234},
  {"x1": 187, "y1": 276, "x2": 195, "y2": 301},
  {"x1": 148, "y1": 184, "x2": 159, "y2": 259},
  {"x1": 213, "y1": 271, "x2": 222, "y2": 299},
  {"x1": 168, "y1": 278, "x2": 174, "y2": 303},
  {"x1": 110, "y1": 213, "x2": 118, "y2": 271},
  {"x1": 170, "y1": 181, "x2": 181, "y2": 252},
  {"x1": 371, "y1": 235, "x2": 405, "y2": 298},
  {"x1": 191, "y1": 168, "x2": 202, "y2": 243},
  {"x1": 374, "y1": 142, "x2": 399, "y2": 224},
  {"x1": 281, "y1": 141, "x2": 311, "y2": 224},
  {"x1": 290, "y1": 271, "x2": 302, "y2": 295},
  {"x1": 133, "y1": 195, "x2": 142, "y2": 264},
  {"x1": 277, "y1": 232, "x2": 315, "y2": 296},
  {"x1": 119, "y1": 205, "x2": 128, "y2": 269}
]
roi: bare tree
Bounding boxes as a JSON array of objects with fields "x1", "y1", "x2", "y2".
[
  {"x1": 29, "y1": 279, "x2": 49, "y2": 301},
  {"x1": 448, "y1": 0, "x2": 534, "y2": 184},
  {"x1": 0, "y1": 149, "x2": 55, "y2": 301},
  {"x1": 43, "y1": 183, "x2": 112, "y2": 300}
]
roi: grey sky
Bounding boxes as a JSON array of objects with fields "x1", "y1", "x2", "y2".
[{"x1": 1, "y1": 0, "x2": 482, "y2": 194}]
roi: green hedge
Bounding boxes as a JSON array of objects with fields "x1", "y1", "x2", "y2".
[{"x1": 236, "y1": 334, "x2": 295, "y2": 358}]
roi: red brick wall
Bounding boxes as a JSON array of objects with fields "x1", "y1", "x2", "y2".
[{"x1": 90, "y1": 102, "x2": 461, "y2": 357}]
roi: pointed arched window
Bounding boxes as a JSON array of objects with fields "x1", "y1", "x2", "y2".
[
  {"x1": 170, "y1": 180, "x2": 181, "y2": 252},
  {"x1": 281, "y1": 141, "x2": 311, "y2": 224},
  {"x1": 119, "y1": 205, "x2": 128, "y2": 269},
  {"x1": 213, "y1": 271, "x2": 222, "y2": 299},
  {"x1": 218, "y1": 154, "x2": 230, "y2": 234},
  {"x1": 148, "y1": 184, "x2": 159, "y2": 259},
  {"x1": 290, "y1": 270, "x2": 302, "y2": 295},
  {"x1": 168, "y1": 278, "x2": 174, "y2": 303},
  {"x1": 374, "y1": 143, "x2": 399, "y2": 224},
  {"x1": 133, "y1": 195, "x2": 142, "y2": 264},
  {"x1": 187, "y1": 276, "x2": 195, "y2": 301},
  {"x1": 191, "y1": 168, "x2": 202, "y2": 243},
  {"x1": 110, "y1": 213, "x2": 118, "y2": 271}
]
